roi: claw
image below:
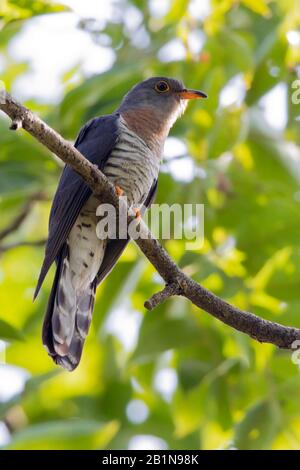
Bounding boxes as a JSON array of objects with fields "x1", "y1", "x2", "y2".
[
  {"x1": 115, "y1": 185, "x2": 124, "y2": 197},
  {"x1": 133, "y1": 208, "x2": 141, "y2": 219}
]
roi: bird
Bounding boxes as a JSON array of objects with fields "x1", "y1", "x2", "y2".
[{"x1": 35, "y1": 77, "x2": 207, "y2": 371}]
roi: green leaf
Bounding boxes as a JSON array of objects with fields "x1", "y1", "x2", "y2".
[
  {"x1": 217, "y1": 29, "x2": 254, "y2": 73},
  {"x1": 5, "y1": 420, "x2": 120, "y2": 450},
  {"x1": 165, "y1": 0, "x2": 189, "y2": 22},
  {"x1": 131, "y1": 303, "x2": 202, "y2": 362},
  {"x1": 233, "y1": 400, "x2": 282, "y2": 450},
  {"x1": 0, "y1": 318, "x2": 23, "y2": 341},
  {"x1": 0, "y1": 0, "x2": 68, "y2": 24}
]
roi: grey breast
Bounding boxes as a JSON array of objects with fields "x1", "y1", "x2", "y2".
[{"x1": 103, "y1": 117, "x2": 160, "y2": 206}]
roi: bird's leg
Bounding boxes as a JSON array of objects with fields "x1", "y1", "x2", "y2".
[{"x1": 115, "y1": 185, "x2": 124, "y2": 197}]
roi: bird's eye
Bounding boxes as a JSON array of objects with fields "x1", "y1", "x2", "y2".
[{"x1": 155, "y1": 81, "x2": 170, "y2": 93}]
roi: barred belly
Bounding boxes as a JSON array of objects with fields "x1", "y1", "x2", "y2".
[{"x1": 103, "y1": 118, "x2": 159, "y2": 207}]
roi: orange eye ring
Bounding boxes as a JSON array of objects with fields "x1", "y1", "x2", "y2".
[{"x1": 155, "y1": 81, "x2": 170, "y2": 93}]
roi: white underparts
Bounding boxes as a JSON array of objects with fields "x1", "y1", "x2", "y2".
[{"x1": 68, "y1": 195, "x2": 107, "y2": 293}]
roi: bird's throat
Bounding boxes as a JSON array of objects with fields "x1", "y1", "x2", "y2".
[{"x1": 121, "y1": 106, "x2": 173, "y2": 154}]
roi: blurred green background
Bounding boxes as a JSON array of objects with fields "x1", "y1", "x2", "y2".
[{"x1": 0, "y1": 0, "x2": 300, "y2": 450}]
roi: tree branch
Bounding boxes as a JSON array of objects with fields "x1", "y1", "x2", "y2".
[
  {"x1": 1, "y1": 92, "x2": 300, "y2": 350},
  {"x1": 0, "y1": 239, "x2": 46, "y2": 254}
]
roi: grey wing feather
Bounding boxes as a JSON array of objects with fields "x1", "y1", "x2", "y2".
[{"x1": 34, "y1": 114, "x2": 120, "y2": 298}]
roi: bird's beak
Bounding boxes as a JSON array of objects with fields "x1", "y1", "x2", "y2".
[{"x1": 177, "y1": 89, "x2": 208, "y2": 100}]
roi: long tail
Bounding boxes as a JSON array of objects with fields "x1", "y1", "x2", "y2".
[{"x1": 42, "y1": 244, "x2": 96, "y2": 371}]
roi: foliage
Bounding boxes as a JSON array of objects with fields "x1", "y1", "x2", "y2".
[{"x1": 0, "y1": 0, "x2": 300, "y2": 450}]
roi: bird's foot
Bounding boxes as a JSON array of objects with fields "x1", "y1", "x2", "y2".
[
  {"x1": 115, "y1": 185, "x2": 124, "y2": 197},
  {"x1": 132, "y1": 208, "x2": 142, "y2": 219}
]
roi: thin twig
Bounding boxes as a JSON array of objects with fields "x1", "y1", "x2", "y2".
[
  {"x1": 144, "y1": 282, "x2": 182, "y2": 310},
  {"x1": 1, "y1": 91, "x2": 300, "y2": 350},
  {"x1": 9, "y1": 118, "x2": 22, "y2": 131},
  {"x1": 0, "y1": 239, "x2": 46, "y2": 254},
  {"x1": 0, "y1": 191, "x2": 46, "y2": 243}
]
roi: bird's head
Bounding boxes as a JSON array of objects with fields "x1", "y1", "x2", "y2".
[{"x1": 118, "y1": 77, "x2": 207, "y2": 149}]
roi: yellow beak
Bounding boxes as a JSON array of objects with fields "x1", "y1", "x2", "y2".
[{"x1": 177, "y1": 89, "x2": 207, "y2": 100}]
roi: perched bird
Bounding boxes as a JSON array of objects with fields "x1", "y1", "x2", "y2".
[{"x1": 35, "y1": 77, "x2": 207, "y2": 371}]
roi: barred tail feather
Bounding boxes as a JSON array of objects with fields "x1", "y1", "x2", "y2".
[
  {"x1": 42, "y1": 244, "x2": 96, "y2": 371},
  {"x1": 55, "y1": 284, "x2": 96, "y2": 371}
]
